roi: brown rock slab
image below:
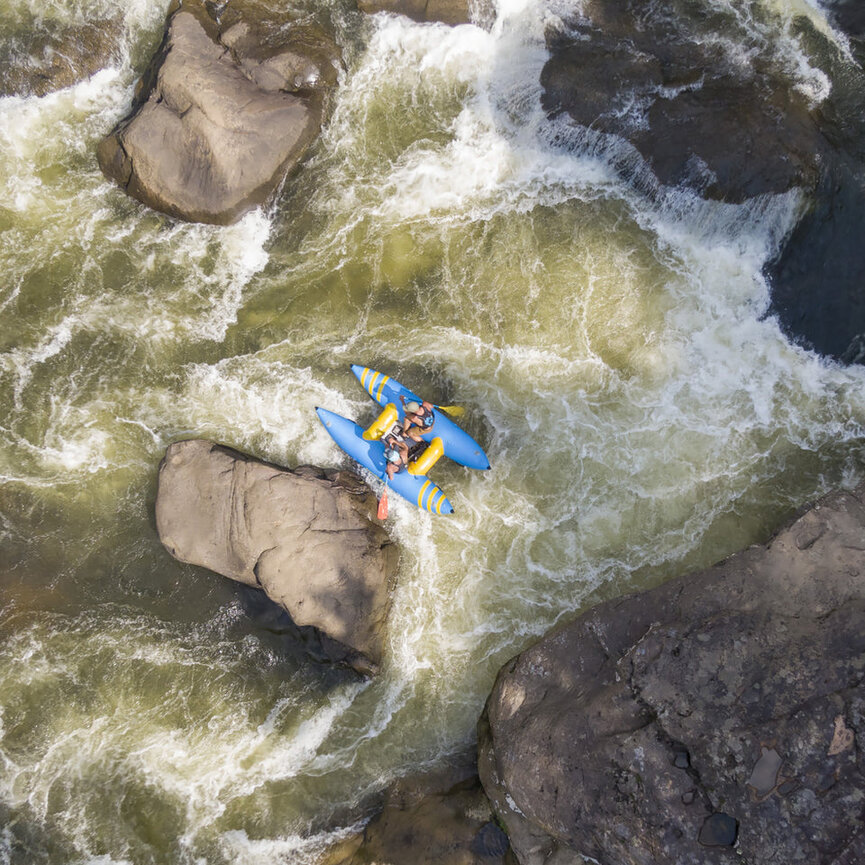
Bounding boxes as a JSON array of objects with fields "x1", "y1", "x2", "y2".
[{"x1": 155, "y1": 439, "x2": 398, "y2": 675}]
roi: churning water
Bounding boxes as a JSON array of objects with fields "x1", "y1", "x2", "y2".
[{"x1": 1, "y1": 0, "x2": 864, "y2": 861}]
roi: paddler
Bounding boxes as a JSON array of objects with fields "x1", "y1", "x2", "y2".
[
  {"x1": 382, "y1": 427, "x2": 409, "y2": 480},
  {"x1": 400, "y1": 395, "x2": 435, "y2": 443}
]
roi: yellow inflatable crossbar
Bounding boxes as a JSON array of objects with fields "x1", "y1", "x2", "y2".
[
  {"x1": 363, "y1": 404, "x2": 398, "y2": 441},
  {"x1": 408, "y1": 437, "x2": 444, "y2": 476}
]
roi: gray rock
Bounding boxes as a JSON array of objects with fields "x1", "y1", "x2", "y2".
[
  {"x1": 478, "y1": 483, "x2": 865, "y2": 865},
  {"x1": 698, "y1": 813, "x2": 737, "y2": 848},
  {"x1": 98, "y1": 0, "x2": 340, "y2": 225},
  {"x1": 155, "y1": 439, "x2": 398, "y2": 675},
  {"x1": 765, "y1": 141, "x2": 865, "y2": 365}
]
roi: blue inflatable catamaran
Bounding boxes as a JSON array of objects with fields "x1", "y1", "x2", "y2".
[{"x1": 316, "y1": 366, "x2": 490, "y2": 514}]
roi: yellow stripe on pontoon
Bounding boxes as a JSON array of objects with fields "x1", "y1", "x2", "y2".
[
  {"x1": 361, "y1": 367, "x2": 371, "y2": 388},
  {"x1": 368, "y1": 371, "x2": 381, "y2": 395},
  {"x1": 428, "y1": 490, "x2": 441, "y2": 514},
  {"x1": 435, "y1": 492, "x2": 445, "y2": 514},
  {"x1": 417, "y1": 480, "x2": 432, "y2": 510},
  {"x1": 375, "y1": 374, "x2": 389, "y2": 401}
]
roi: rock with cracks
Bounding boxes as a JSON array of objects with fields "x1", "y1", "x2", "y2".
[
  {"x1": 478, "y1": 482, "x2": 865, "y2": 865},
  {"x1": 97, "y1": 0, "x2": 340, "y2": 225},
  {"x1": 155, "y1": 439, "x2": 398, "y2": 675}
]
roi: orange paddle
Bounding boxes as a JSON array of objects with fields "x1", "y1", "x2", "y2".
[{"x1": 377, "y1": 483, "x2": 389, "y2": 519}]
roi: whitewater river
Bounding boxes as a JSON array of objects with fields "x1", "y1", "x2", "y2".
[{"x1": 1, "y1": 0, "x2": 864, "y2": 861}]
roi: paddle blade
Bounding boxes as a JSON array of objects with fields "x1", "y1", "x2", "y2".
[
  {"x1": 437, "y1": 404, "x2": 465, "y2": 417},
  {"x1": 377, "y1": 488, "x2": 389, "y2": 520}
]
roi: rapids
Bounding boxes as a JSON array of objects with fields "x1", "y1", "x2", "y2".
[{"x1": 0, "y1": 0, "x2": 864, "y2": 861}]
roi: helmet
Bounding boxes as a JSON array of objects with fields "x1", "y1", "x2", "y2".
[
  {"x1": 405, "y1": 401, "x2": 420, "y2": 414},
  {"x1": 384, "y1": 447, "x2": 401, "y2": 464}
]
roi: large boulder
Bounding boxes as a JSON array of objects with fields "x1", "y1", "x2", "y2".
[
  {"x1": 540, "y1": 0, "x2": 825, "y2": 203},
  {"x1": 97, "y1": 0, "x2": 340, "y2": 225},
  {"x1": 540, "y1": 0, "x2": 865, "y2": 364},
  {"x1": 0, "y1": 17, "x2": 123, "y2": 97},
  {"x1": 478, "y1": 482, "x2": 865, "y2": 865},
  {"x1": 155, "y1": 439, "x2": 398, "y2": 675}
]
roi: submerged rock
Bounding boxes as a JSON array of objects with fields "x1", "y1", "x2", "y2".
[
  {"x1": 321, "y1": 763, "x2": 509, "y2": 865},
  {"x1": 478, "y1": 482, "x2": 865, "y2": 865},
  {"x1": 357, "y1": 0, "x2": 484, "y2": 27},
  {"x1": 0, "y1": 17, "x2": 123, "y2": 97},
  {"x1": 155, "y1": 439, "x2": 398, "y2": 675},
  {"x1": 97, "y1": 0, "x2": 340, "y2": 225}
]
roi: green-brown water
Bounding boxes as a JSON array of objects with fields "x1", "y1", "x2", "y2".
[{"x1": 1, "y1": 0, "x2": 864, "y2": 862}]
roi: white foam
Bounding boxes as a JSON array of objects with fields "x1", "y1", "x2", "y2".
[
  {"x1": 219, "y1": 821, "x2": 368, "y2": 865},
  {"x1": 70, "y1": 857, "x2": 134, "y2": 865},
  {"x1": 318, "y1": 2, "x2": 617, "y2": 232},
  {"x1": 0, "y1": 611, "x2": 369, "y2": 850},
  {"x1": 141, "y1": 356, "x2": 367, "y2": 467},
  {"x1": 157, "y1": 208, "x2": 273, "y2": 342},
  {"x1": 129, "y1": 683, "x2": 365, "y2": 826}
]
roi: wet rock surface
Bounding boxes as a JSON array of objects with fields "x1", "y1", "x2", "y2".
[
  {"x1": 155, "y1": 439, "x2": 398, "y2": 675},
  {"x1": 540, "y1": 0, "x2": 824, "y2": 203},
  {"x1": 478, "y1": 482, "x2": 865, "y2": 865},
  {"x1": 0, "y1": 17, "x2": 123, "y2": 97},
  {"x1": 823, "y1": 0, "x2": 865, "y2": 43},
  {"x1": 97, "y1": 0, "x2": 340, "y2": 225},
  {"x1": 541, "y1": 0, "x2": 865, "y2": 364},
  {"x1": 357, "y1": 0, "x2": 492, "y2": 27},
  {"x1": 764, "y1": 17, "x2": 865, "y2": 365},
  {"x1": 698, "y1": 813, "x2": 738, "y2": 848},
  {"x1": 321, "y1": 763, "x2": 509, "y2": 865}
]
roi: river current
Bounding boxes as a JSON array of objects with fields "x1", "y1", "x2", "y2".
[{"x1": 1, "y1": 0, "x2": 864, "y2": 862}]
